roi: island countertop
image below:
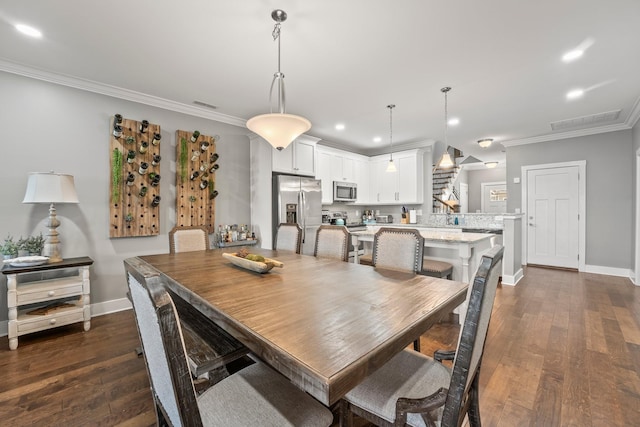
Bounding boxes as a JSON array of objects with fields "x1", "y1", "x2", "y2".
[{"x1": 351, "y1": 228, "x2": 495, "y2": 244}]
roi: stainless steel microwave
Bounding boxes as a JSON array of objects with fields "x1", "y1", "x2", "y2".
[{"x1": 333, "y1": 181, "x2": 357, "y2": 202}]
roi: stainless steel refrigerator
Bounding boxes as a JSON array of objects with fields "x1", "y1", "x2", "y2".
[{"x1": 273, "y1": 174, "x2": 322, "y2": 256}]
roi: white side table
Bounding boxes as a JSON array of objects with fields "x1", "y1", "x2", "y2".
[{"x1": 2, "y1": 256, "x2": 93, "y2": 350}]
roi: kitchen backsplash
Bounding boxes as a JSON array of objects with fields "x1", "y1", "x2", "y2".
[
  {"x1": 426, "y1": 213, "x2": 505, "y2": 229},
  {"x1": 322, "y1": 204, "x2": 423, "y2": 224}
]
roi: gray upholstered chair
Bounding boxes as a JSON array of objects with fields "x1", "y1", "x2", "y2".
[
  {"x1": 371, "y1": 227, "x2": 424, "y2": 273},
  {"x1": 169, "y1": 226, "x2": 209, "y2": 253},
  {"x1": 274, "y1": 223, "x2": 302, "y2": 253},
  {"x1": 124, "y1": 258, "x2": 333, "y2": 427},
  {"x1": 340, "y1": 245, "x2": 504, "y2": 427},
  {"x1": 314, "y1": 225, "x2": 350, "y2": 262}
]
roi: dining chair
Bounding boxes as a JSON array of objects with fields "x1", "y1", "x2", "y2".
[
  {"x1": 314, "y1": 225, "x2": 350, "y2": 262},
  {"x1": 340, "y1": 245, "x2": 504, "y2": 427},
  {"x1": 169, "y1": 225, "x2": 209, "y2": 253},
  {"x1": 371, "y1": 227, "x2": 424, "y2": 273},
  {"x1": 124, "y1": 258, "x2": 333, "y2": 427},
  {"x1": 274, "y1": 223, "x2": 302, "y2": 253},
  {"x1": 420, "y1": 258, "x2": 454, "y2": 280}
]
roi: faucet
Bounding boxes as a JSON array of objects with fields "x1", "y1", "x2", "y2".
[{"x1": 446, "y1": 212, "x2": 453, "y2": 225}]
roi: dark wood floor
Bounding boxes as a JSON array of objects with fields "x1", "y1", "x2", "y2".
[{"x1": 1, "y1": 266, "x2": 639, "y2": 426}]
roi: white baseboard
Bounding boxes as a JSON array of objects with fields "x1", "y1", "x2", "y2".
[
  {"x1": 0, "y1": 298, "x2": 132, "y2": 338},
  {"x1": 501, "y1": 268, "x2": 524, "y2": 286},
  {"x1": 584, "y1": 264, "x2": 631, "y2": 278}
]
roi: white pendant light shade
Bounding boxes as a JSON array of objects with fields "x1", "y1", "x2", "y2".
[
  {"x1": 439, "y1": 151, "x2": 454, "y2": 168},
  {"x1": 246, "y1": 113, "x2": 311, "y2": 151},
  {"x1": 386, "y1": 159, "x2": 397, "y2": 172}
]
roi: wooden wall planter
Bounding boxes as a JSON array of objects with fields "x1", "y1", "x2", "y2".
[
  {"x1": 109, "y1": 116, "x2": 161, "y2": 238},
  {"x1": 175, "y1": 130, "x2": 218, "y2": 233}
]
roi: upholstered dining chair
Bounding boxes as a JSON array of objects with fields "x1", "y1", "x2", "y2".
[
  {"x1": 124, "y1": 258, "x2": 333, "y2": 427},
  {"x1": 314, "y1": 225, "x2": 350, "y2": 262},
  {"x1": 340, "y1": 245, "x2": 504, "y2": 427},
  {"x1": 371, "y1": 227, "x2": 424, "y2": 273},
  {"x1": 169, "y1": 225, "x2": 209, "y2": 253},
  {"x1": 274, "y1": 223, "x2": 302, "y2": 253}
]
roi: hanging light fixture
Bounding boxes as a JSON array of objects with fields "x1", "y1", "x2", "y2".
[
  {"x1": 438, "y1": 87, "x2": 455, "y2": 169},
  {"x1": 246, "y1": 10, "x2": 311, "y2": 151},
  {"x1": 386, "y1": 104, "x2": 397, "y2": 172},
  {"x1": 477, "y1": 138, "x2": 493, "y2": 148},
  {"x1": 485, "y1": 161, "x2": 499, "y2": 168}
]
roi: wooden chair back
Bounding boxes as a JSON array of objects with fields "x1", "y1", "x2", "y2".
[
  {"x1": 372, "y1": 227, "x2": 424, "y2": 273},
  {"x1": 314, "y1": 225, "x2": 350, "y2": 262},
  {"x1": 124, "y1": 258, "x2": 203, "y2": 426},
  {"x1": 441, "y1": 244, "x2": 503, "y2": 426},
  {"x1": 169, "y1": 226, "x2": 209, "y2": 254},
  {"x1": 274, "y1": 223, "x2": 302, "y2": 253}
]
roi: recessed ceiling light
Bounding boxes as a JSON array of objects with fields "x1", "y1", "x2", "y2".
[
  {"x1": 15, "y1": 24, "x2": 42, "y2": 38},
  {"x1": 562, "y1": 49, "x2": 583, "y2": 63},
  {"x1": 566, "y1": 89, "x2": 584, "y2": 100},
  {"x1": 335, "y1": 123, "x2": 345, "y2": 130},
  {"x1": 373, "y1": 136, "x2": 382, "y2": 143},
  {"x1": 448, "y1": 118, "x2": 460, "y2": 126}
]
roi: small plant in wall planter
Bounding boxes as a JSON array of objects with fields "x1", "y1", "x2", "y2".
[
  {"x1": 125, "y1": 213, "x2": 134, "y2": 222},
  {"x1": 189, "y1": 195, "x2": 197, "y2": 203},
  {"x1": 125, "y1": 136, "x2": 136, "y2": 144}
]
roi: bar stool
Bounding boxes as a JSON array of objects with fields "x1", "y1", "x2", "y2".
[{"x1": 420, "y1": 258, "x2": 454, "y2": 279}]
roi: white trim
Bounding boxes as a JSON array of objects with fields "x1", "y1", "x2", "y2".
[
  {"x1": 635, "y1": 148, "x2": 640, "y2": 285},
  {"x1": 584, "y1": 265, "x2": 631, "y2": 278},
  {"x1": 521, "y1": 161, "x2": 586, "y2": 271},
  {"x1": 502, "y1": 123, "x2": 631, "y2": 147},
  {"x1": 0, "y1": 298, "x2": 132, "y2": 338},
  {"x1": 0, "y1": 59, "x2": 247, "y2": 127},
  {"x1": 501, "y1": 268, "x2": 524, "y2": 286}
]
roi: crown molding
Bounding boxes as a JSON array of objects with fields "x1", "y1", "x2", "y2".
[
  {"x1": 501, "y1": 122, "x2": 631, "y2": 147},
  {"x1": 626, "y1": 95, "x2": 640, "y2": 128},
  {"x1": 0, "y1": 58, "x2": 247, "y2": 128},
  {"x1": 319, "y1": 139, "x2": 435, "y2": 157}
]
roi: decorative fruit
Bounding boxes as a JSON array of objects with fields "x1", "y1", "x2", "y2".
[{"x1": 237, "y1": 248, "x2": 249, "y2": 258}]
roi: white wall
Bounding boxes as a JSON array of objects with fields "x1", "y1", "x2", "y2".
[{"x1": 0, "y1": 71, "x2": 252, "y2": 324}]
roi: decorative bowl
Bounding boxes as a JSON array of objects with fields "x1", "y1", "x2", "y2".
[{"x1": 222, "y1": 252, "x2": 283, "y2": 274}]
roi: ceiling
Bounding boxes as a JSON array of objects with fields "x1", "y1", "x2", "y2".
[{"x1": 1, "y1": 1, "x2": 640, "y2": 167}]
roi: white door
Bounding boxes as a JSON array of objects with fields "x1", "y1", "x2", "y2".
[
  {"x1": 526, "y1": 166, "x2": 579, "y2": 268},
  {"x1": 459, "y1": 183, "x2": 469, "y2": 213},
  {"x1": 481, "y1": 182, "x2": 507, "y2": 213}
]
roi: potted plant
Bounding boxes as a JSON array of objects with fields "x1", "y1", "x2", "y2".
[
  {"x1": 1, "y1": 235, "x2": 18, "y2": 259},
  {"x1": 24, "y1": 233, "x2": 46, "y2": 256}
]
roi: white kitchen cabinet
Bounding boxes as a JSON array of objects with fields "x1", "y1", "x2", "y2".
[
  {"x1": 316, "y1": 146, "x2": 369, "y2": 204},
  {"x1": 272, "y1": 136, "x2": 317, "y2": 176},
  {"x1": 369, "y1": 149, "x2": 423, "y2": 204}
]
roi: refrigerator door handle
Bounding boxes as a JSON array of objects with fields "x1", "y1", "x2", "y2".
[{"x1": 300, "y1": 190, "x2": 306, "y2": 243}]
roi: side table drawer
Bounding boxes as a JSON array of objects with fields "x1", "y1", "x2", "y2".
[
  {"x1": 17, "y1": 307, "x2": 84, "y2": 334},
  {"x1": 17, "y1": 277, "x2": 85, "y2": 305}
]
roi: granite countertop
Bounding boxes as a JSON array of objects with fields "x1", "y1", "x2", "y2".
[{"x1": 352, "y1": 229, "x2": 495, "y2": 244}]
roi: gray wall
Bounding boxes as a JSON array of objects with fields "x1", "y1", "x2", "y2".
[
  {"x1": 465, "y1": 167, "x2": 507, "y2": 213},
  {"x1": 506, "y1": 130, "x2": 633, "y2": 268},
  {"x1": 633, "y1": 121, "x2": 640, "y2": 277},
  {"x1": 0, "y1": 71, "x2": 252, "y2": 323}
]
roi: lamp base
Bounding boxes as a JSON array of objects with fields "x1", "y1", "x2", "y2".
[{"x1": 43, "y1": 203, "x2": 63, "y2": 263}]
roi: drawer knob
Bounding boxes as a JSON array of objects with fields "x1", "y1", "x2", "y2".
[
  {"x1": 49, "y1": 319, "x2": 56, "y2": 325},
  {"x1": 48, "y1": 291, "x2": 55, "y2": 296}
]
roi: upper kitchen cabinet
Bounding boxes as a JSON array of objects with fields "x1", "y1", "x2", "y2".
[
  {"x1": 369, "y1": 149, "x2": 423, "y2": 204},
  {"x1": 316, "y1": 145, "x2": 370, "y2": 204},
  {"x1": 272, "y1": 135, "x2": 319, "y2": 176}
]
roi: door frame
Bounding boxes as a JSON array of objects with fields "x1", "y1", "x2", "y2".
[
  {"x1": 480, "y1": 181, "x2": 507, "y2": 213},
  {"x1": 635, "y1": 148, "x2": 640, "y2": 285},
  {"x1": 521, "y1": 161, "x2": 586, "y2": 271}
]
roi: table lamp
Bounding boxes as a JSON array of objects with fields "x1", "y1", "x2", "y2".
[{"x1": 22, "y1": 172, "x2": 79, "y2": 263}]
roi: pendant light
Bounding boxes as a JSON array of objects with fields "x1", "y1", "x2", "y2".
[
  {"x1": 246, "y1": 10, "x2": 311, "y2": 151},
  {"x1": 438, "y1": 87, "x2": 455, "y2": 169},
  {"x1": 386, "y1": 104, "x2": 397, "y2": 172}
]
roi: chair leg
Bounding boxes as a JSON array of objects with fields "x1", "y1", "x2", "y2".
[{"x1": 413, "y1": 338, "x2": 421, "y2": 352}]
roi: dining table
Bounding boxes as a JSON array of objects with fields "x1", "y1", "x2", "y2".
[{"x1": 127, "y1": 248, "x2": 468, "y2": 407}]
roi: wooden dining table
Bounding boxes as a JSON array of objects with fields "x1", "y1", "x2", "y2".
[{"x1": 128, "y1": 248, "x2": 468, "y2": 406}]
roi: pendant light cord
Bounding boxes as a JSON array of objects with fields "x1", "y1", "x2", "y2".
[
  {"x1": 388, "y1": 104, "x2": 395, "y2": 161},
  {"x1": 269, "y1": 20, "x2": 286, "y2": 114}
]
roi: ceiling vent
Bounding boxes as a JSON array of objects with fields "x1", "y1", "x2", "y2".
[{"x1": 550, "y1": 109, "x2": 621, "y2": 131}]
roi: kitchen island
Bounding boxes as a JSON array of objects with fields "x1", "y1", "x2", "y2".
[{"x1": 351, "y1": 228, "x2": 496, "y2": 284}]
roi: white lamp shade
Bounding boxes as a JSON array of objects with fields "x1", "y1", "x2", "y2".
[
  {"x1": 23, "y1": 172, "x2": 79, "y2": 204},
  {"x1": 246, "y1": 113, "x2": 311, "y2": 150},
  {"x1": 386, "y1": 159, "x2": 397, "y2": 172},
  {"x1": 439, "y1": 152, "x2": 455, "y2": 168}
]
